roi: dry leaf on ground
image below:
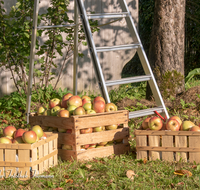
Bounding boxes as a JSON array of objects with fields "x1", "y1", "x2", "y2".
[
  {"x1": 174, "y1": 170, "x2": 192, "y2": 177},
  {"x1": 85, "y1": 164, "x2": 92, "y2": 169},
  {"x1": 126, "y1": 170, "x2": 136, "y2": 180},
  {"x1": 143, "y1": 157, "x2": 147, "y2": 164},
  {"x1": 65, "y1": 179, "x2": 73, "y2": 183}
]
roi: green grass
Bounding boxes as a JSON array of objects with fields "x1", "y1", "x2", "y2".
[{"x1": 0, "y1": 155, "x2": 200, "y2": 189}]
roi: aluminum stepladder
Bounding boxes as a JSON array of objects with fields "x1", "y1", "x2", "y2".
[{"x1": 76, "y1": 0, "x2": 169, "y2": 119}]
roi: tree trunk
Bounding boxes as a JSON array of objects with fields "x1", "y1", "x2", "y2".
[{"x1": 146, "y1": 0, "x2": 186, "y2": 100}]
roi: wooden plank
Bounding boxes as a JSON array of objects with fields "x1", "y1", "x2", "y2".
[
  {"x1": 31, "y1": 147, "x2": 38, "y2": 177},
  {"x1": 48, "y1": 140, "x2": 53, "y2": 168},
  {"x1": 18, "y1": 150, "x2": 30, "y2": 180},
  {"x1": 175, "y1": 136, "x2": 187, "y2": 162},
  {"x1": 135, "y1": 130, "x2": 200, "y2": 136},
  {"x1": 0, "y1": 149, "x2": 4, "y2": 178},
  {"x1": 76, "y1": 128, "x2": 129, "y2": 145},
  {"x1": 53, "y1": 139, "x2": 58, "y2": 166},
  {"x1": 5, "y1": 149, "x2": 16, "y2": 178},
  {"x1": 77, "y1": 143, "x2": 130, "y2": 161},
  {"x1": 149, "y1": 136, "x2": 160, "y2": 161},
  {"x1": 43, "y1": 143, "x2": 49, "y2": 171},
  {"x1": 29, "y1": 115, "x2": 74, "y2": 129},
  {"x1": 74, "y1": 112, "x2": 128, "y2": 129},
  {"x1": 162, "y1": 136, "x2": 174, "y2": 161},
  {"x1": 136, "y1": 136, "x2": 147, "y2": 159},
  {"x1": 38, "y1": 145, "x2": 43, "y2": 174},
  {"x1": 189, "y1": 136, "x2": 200, "y2": 163},
  {"x1": 58, "y1": 133, "x2": 75, "y2": 145}
]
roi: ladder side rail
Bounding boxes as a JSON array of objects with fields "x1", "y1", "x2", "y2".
[
  {"x1": 76, "y1": 0, "x2": 111, "y2": 103},
  {"x1": 26, "y1": 0, "x2": 40, "y2": 124}
]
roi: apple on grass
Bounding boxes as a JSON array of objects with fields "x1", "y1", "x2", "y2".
[
  {"x1": 148, "y1": 116, "x2": 163, "y2": 131},
  {"x1": 83, "y1": 103, "x2": 93, "y2": 111},
  {"x1": 61, "y1": 93, "x2": 73, "y2": 109},
  {"x1": 37, "y1": 106, "x2": 46, "y2": 115},
  {"x1": 73, "y1": 107, "x2": 86, "y2": 115},
  {"x1": 142, "y1": 117, "x2": 151, "y2": 130},
  {"x1": 67, "y1": 95, "x2": 82, "y2": 107},
  {"x1": 189, "y1": 126, "x2": 200, "y2": 131},
  {"x1": 0, "y1": 137, "x2": 12, "y2": 144},
  {"x1": 80, "y1": 128, "x2": 93, "y2": 134},
  {"x1": 180, "y1": 121, "x2": 195, "y2": 131},
  {"x1": 166, "y1": 119, "x2": 180, "y2": 131},
  {"x1": 105, "y1": 124, "x2": 118, "y2": 130},
  {"x1": 31, "y1": 125, "x2": 44, "y2": 138},
  {"x1": 51, "y1": 106, "x2": 61, "y2": 116},
  {"x1": 105, "y1": 103, "x2": 117, "y2": 112},
  {"x1": 49, "y1": 98, "x2": 61, "y2": 109},
  {"x1": 93, "y1": 100, "x2": 105, "y2": 113},
  {"x1": 22, "y1": 131, "x2": 37, "y2": 144},
  {"x1": 3, "y1": 126, "x2": 17, "y2": 138}
]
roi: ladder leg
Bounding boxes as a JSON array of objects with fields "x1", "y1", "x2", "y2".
[{"x1": 26, "y1": 0, "x2": 39, "y2": 124}]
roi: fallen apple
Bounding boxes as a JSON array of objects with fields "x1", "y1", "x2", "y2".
[
  {"x1": 148, "y1": 116, "x2": 163, "y2": 131},
  {"x1": 22, "y1": 130, "x2": 37, "y2": 144},
  {"x1": 142, "y1": 117, "x2": 151, "y2": 130},
  {"x1": 81, "y1": 144, "x2": 90, "y2": 149},
  {"x1": 31, "y1": 125, "x2": 44, "y2": 138},
  {"x1": 3, "y1": 126, "x2": 17, "y2": 138},
  {"x1": 180, "y1": 121, "x2": 195, "y2": 131},
  {"x1": 166, "y1": 119, "x2": 180, "y2": 131}
]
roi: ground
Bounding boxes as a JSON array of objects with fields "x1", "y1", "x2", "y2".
[{"x1": 117, "y1": 86, "x2": 200, "y2": 124}]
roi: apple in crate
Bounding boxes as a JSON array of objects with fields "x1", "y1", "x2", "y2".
[
  {"x1": 58, "y1": 110, "x2": 70, "y2": 118},
  {"x1": 40, "y1": 132, "x2": 47, "y2": 140},
  {"x1": 180, "y1": 121, "x2": 195, "y2": 131},
  {"x1": 105, "y1": 103, "x2": 117, "y2": 112},
  {"x1": 169, "y1": 116, "x2": 182, "y2": 126},
  {"x1": 93, "y1": 100, "x2": 105, "y2": 113},
  {"x1": 12, "y1": 136, "x2": 24, "y2": 144},
  {"x1": 87, "y1": 144, "x2": 97, "y2": 149},
  {"x1": 96, "y1": 145, "x2": 104, "y2": 148},
  {"x1": 105, "y1": 124, "x2": 118, "y2": 130},
  {"x1": 82, "y1": 98, "x2": 91, "y2": 106},
  {"x1": 43, "y1": 109, "x2": 51, "y2": 116},
  {"x1": 3, "y1": 126, "x2": 16, "y2": 138},
  {"x1": 81, "y1": 144, "x2": 90, "y2": 149},
  {"x1": 148, "y1": 116, "x2": 163, "y2": 130},
  {"x1": 62, "y1": 144, "x2": 72, "y2": 150},
  {"x1": 86, "y1": 110, "x2": 96, "y2": 114},
  {"x1": 61, "y1": 93, "x2": 73, "y2": 108},
  {"x1": 22, "y1": 131, "x2": 37, "y2": 144},
  {"x1": 67, "y1": 95, "x2": 82, "y2": 107},
  {"x1": 166, "y1": 119, "x2": 180, "y2": 131},
  {"x1": 50, "y1": 106, "x2": 61, "y2": 116},
  {"x1": 142, "y1": 117, "x2": 151, "y2": 130},
  {"x1": 93, "y1": 96, "x2": 105, "y2": 104},
  {"x1": 93, "y1": 126, "x2": 105, "y2": 132},
  {"x1": 98, "y1": 141, "x2": 108, "y2": 146},
  {"x1": 49, "y1": 98, "x2": 61, "y2": 109},
  {"x1": 0, "y1": 137, "x2": 12, "y2": 144},
  {"x1": 31, "y1": 125, "x2": 44, "y2": 138},
  {"x1": 81, "y1": 95, "x2": 91, "y2": 101},
  {"x1": 67, "y1": 105, "x2": 77, "y2": 115},
  {"x1": 14, "y1": 128, "x2": 26, "y2": 138},
  {"x1": 73, "y1": 107, "x2": 86, "y2": 115},
  {"x1": 80, "y1": 128, "x2": 93, "y2": 134},
  {"x1": 58, "y1": 128, "x2": 67, "y2": 133},
  {"x1": 37, "y1": 106, "x2": 46, "y2": 115},
  {"x1": 83, "y1": 103, "x2": 93, "y2": 111},
  {"x1": 66, "y1": 129, "x2": 72, "y2": 134},
  {"x1": 189, "y1": 126, "x2": 200, "y2": 131}
]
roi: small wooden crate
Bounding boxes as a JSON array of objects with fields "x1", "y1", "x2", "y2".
[
  {"x1": 29, "y1": 110, "x2": 130, "y2": 161},
  {"x1": 0, "y1": 132, "x2": 58, "y2": 180},
  {"x1": 135, "y1": 130, "x2": 200, "y2": 163}
]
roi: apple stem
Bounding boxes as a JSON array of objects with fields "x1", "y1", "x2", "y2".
[{"x1": 154, "y1": 111, "x2": 166, "y2": 122}]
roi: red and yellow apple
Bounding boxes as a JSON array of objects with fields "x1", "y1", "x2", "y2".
[
  {"x1": 58, "y1": 109, "x2": 70, "y2": 118},
  {"x1": 93, "y1": 96, "x2": 105, "y2": 104},
  {"x1": 142, "y1": 117, "x2": 151, "y2": 130},
  {"x1": 67, "y1": 95, "x2": 82, "y2": 107},
  {"x1": 83, "y1": 103, "x2": 93, "y2": 111},
  {"x1": 22, "y1": 130, "x2": 37, "y2": 144},
  {"x1": 166, "y1": 119, "x2": 180, "y2": 131},
  {"x1": 148, "y1": 116, "x2": 163, "y2": 131},
  {"x1": 93, "y1": 100, "x2": 105, "y2": 113},
  {"x1": 80, "y1": 128, "x2": 93, "y2": 134},
  {"x1": 12, "y1": 136, "x2": 24, "y2": 144},
  {"x1": 49, "y1": 98, "x2": 61, "y2": 109},
  {"x1": 73, "y1": 107, "x2": 86, "y2": 115},
  {"x1": 37, "y1": 106, "x2": 46, "y2": 115},
  {"x1": 105, "y1": 103, "x2": 117, "y2": 112},
  {"x1": 31, "y1": 125, "x2": 44, "y2": 138},
  {"x1": 105, "y1": 124, "x2": 118, "y2": 130},
  {"x1": 14, "y1": 128, "x2": 26, "y2": 138},
  {"x1": 0, "y1": 137, "x2": 12, "y2": 144},
  {"x1": 180, "y1": 121, "x2": 195, "y2": 131},
  {"x1": 61, "y1": 93, "x2": 73, "y2": 109},
  {"x1": 51, "y1": 106, "x2": 61, "y2": 116},
  {"x1": 3, "y1": 126, "x2": 16, "y2": 138}
]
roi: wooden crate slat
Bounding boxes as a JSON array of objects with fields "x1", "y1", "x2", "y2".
[
  {"x1": 58, "y1": 149, "x2": 77, "y2": 160},
  {"x1": 76, "y1": 128, "x2": 129, "y2": 145},
  {"x1": 136, "y1": 136, "x2": 147, "y2": 159},
  {"x1": 175, "y1": 136, "x2": 187, "y2": 162},
  {"x1": 58, "y1": 133, "x2": 76, "y2": 145},
  {"x1": 18, "y1": 150, "x2": 30, "y2": 180},
  {"x1": 5, "y1": 149, "x2": 16, "y2": 178},
  {"x1": 189, "y1": 136, "x2": 200, "y2": 163},
  {"x1": 149, "y1": 136, "x2": 160, "y2": 161},
  {"x1": 53, "y1": 139, "x2": 58, "y2": 166},
  {"x1": 162, "y1": 136, "x2": 174, "y2": 161},
  {"x1": 43, "y1": 143, "x2": 49, "y2": 171},
  {"x1": 38, "y1": 145, "x2": 43, "y2": 174},
  {"x1": 76, "y1": 143, "x2": 130, "y2": 161},
  {"x1": 48, "y1": 140, "x2": 53, "y2": 167},
  {"x1": 0, "y1": 149, "x2": 4, "y2": 177},
  {"x1": 31, "y1": 147, "x2": 38, "y2": 177}
]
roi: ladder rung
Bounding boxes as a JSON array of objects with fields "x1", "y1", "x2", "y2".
[
  {"x1": 129, "y1": 106, "x2": 164, "y2": 119},
  {"x1": 87, "y1": 12, "x2": 129, "y2": 19},
  {"x1": 105, "y1": 75, "x2": 152, "y2": 86},
  {"x1": 37, "y1": 24, "x2": 76, "y2": 29},
  {"x1": 96, "y1": 44, "x2": 140, "y2": 52}
]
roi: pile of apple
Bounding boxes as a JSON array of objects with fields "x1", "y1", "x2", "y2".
[
  {"x1": 0, "y1": 125, "x2": 47, "y2": 144},
  {"x1": 141, "y1": 115, "x2": 200, "y2": 131},
  {"x1": 38, "y1": 93, "x2": 117, "y2": 117}
]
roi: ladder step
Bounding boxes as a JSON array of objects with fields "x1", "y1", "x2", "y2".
[
  {"x1": 87, "y1": 12, "x2": 129, "y2": 19},
  {"x1": 37, "y1": 24, "x2": 76, "y2": 29},
  {"x1": 105, "y1": 75, "x2": 152, "y2": 86},
  {"x1": 96, "y1": 44, "x2": 140, "y2": 52},
  {"x1": 129, "y1": 106, "x2": 164, "y2": 119}
]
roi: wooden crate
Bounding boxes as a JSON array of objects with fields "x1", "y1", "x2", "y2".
[
  {"x1": 135, "y1": 130, "x2": 200, "y2": 163},
  {"x1": 29, "y1": 110, "x2": 130, "y2": 161},
  {"x1": 0, "y1": 132, "x2": 58, "y2": 180}
]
